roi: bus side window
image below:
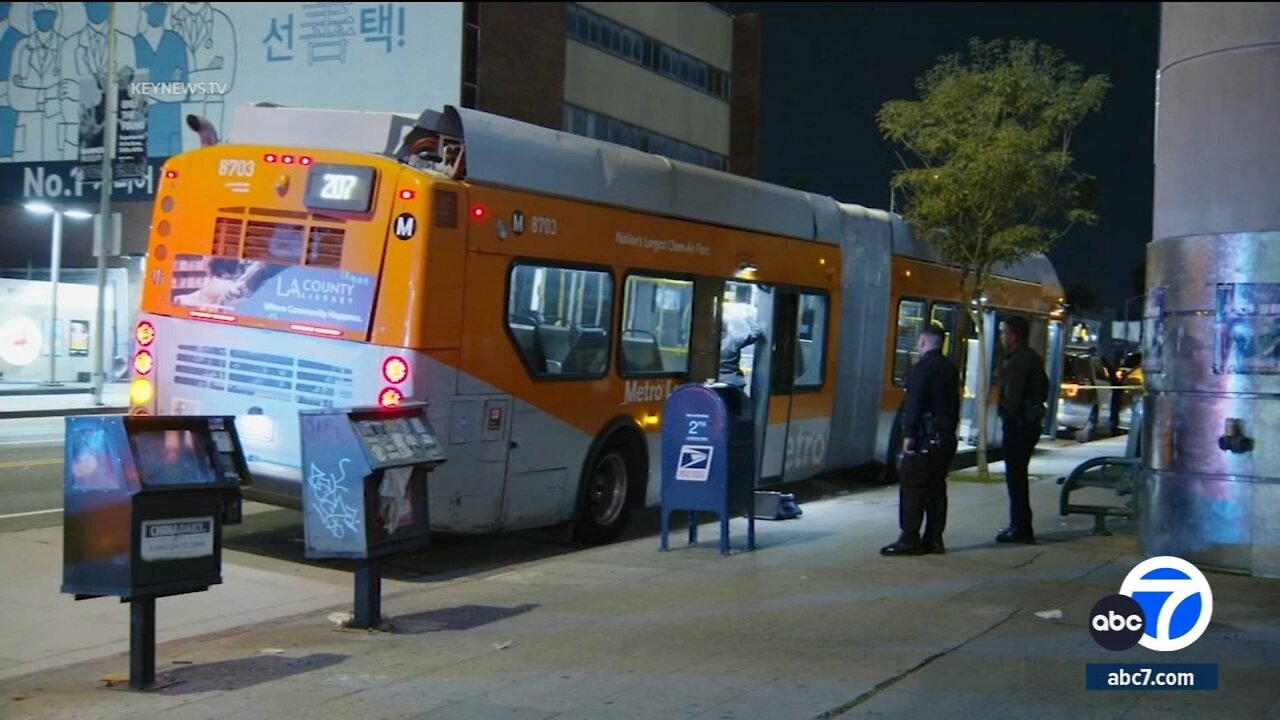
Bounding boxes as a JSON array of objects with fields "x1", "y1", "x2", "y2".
[
  {"x1": 620, "y1": 275, "x2": 693, "y2": 376},
  {"x1": 506, "y1": 263, "x2": 613, "y2": 379},
  {"x1": 795, "y1": 293, "x2": 828, "y2": 389},
  {"x1": 893, "y1": 299, "x2": 927, "y2": 387},
  {"x1": 930, "y1": 302, "x2": 959, "y2": 362}
]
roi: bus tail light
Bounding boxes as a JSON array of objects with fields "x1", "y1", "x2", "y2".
[
  {"x1": 1064, "y1": 383, "x2": 1079, "y2": 398},
  {"x1": 131, "y1": 320, "x2": 158, "y2": 414},
  {"x1": 471, "y1": 205, "x2": 486, "y2": 220},
  {"x1": 399, "y1": 189, "x2": 416, "y2": 200},
  {"x1": 382, "y1": 356, "x2": 408, "y2": 384},
  {"x1": 135, "y1": 321, "x2": 155, "y2": 347},
  {"x1": 189, "y1": 310, "x2": 237, "y2": 323},
  {"x1": 290, "y1": 323, "x2": 342, "y2": 337},
  {"x1": 133, "y1": 350, "x2": 154, "y2": 376},
  {"x1": 130, "y1": 378, "x2": 155, "y2": 406},
  {"x1": 378, "y1": 387, "x2": 404, "y2": 408}
]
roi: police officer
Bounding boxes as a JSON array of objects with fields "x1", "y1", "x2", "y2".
[
  {"x1": 881, "y1": 323, "x2": 959, "y2": 556},
  {"x1": 995, "y1": 316, "x2": 1048, "y2": 544}
]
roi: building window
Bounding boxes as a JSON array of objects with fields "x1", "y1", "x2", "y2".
[
  {"x1": 562, "y1": 103, "x2": 727, "y2": 171},
  {"x1": 620, "y1": 275, "x2": 694, "y2": 376},
  {"x1": 894, "y1": 299, "x2": 927, "y2": 387},
  {"x1": 507, "y1": 263, "x2": 613, "y2": 379},
  {"x1": 462, "y1": 2, "x2": 479, "y2": 109},
  {"x1": 566, "y1": 4, "x2": 731, "y2": 101}
]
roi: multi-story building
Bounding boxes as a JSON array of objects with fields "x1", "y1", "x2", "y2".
[{"x1": 0, "y1": 1, "x2": 760, "y2": 382}]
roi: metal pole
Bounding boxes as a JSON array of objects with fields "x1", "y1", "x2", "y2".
[
  {"x1": 91, "y1": 3, "x2": 118, "y2": 406},
  {"x1": 353, "y1": 562, "x2": 382, "y2": 629},
  {"x1": 47, "y1": 212, "x2": 63, "y2": 385},
  {"x1": 129, "y1": 596, "x2": 156, "y2": 689}
]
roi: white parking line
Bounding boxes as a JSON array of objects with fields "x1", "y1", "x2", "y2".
[{"x1": 0, "y1": 508, "x2": 63, "y2": 520}]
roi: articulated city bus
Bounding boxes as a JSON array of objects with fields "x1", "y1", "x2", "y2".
[{"x1": 130, "y1": 105, "x2": 1065, "y2": 543}]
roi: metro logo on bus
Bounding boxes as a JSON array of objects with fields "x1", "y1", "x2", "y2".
[{"x1": 624, "y1": 379, "x2": 675, "y2": 404}]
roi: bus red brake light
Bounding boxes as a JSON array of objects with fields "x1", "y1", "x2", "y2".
[
  {"x1": 264, "y1": 153, "x2": 277, "y2": 163},
  {"x1": 135, "y1": 321, "x2": 155, "y2": 347},
  {"x1": 378, "y1": 387, "x2": 404, "y2": 408},
  {"x1": 282, "y1": 155, "x2": 295, "y2": 164},
  {"x1": 471, "y1": 205, "x2": 486, "y2": 220},
  {"x1": 164, "y1": 170, "x2": 178, "y2": 179},
  {"x1": 382, "y1": 356, "x2": 409, "y2": 384},
  {"x1": 133, "y1": 350, "x2": 154, "y2": 376},
  {"x1": 399, "y1": 189, "x2": 415, "y2": 200},
  {"x1": 300, "y1": 156, "x2": 313, "y2": 166}
]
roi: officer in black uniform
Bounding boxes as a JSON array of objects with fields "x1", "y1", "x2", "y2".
[
  {"x1": 995, "y1": 316, "x2": 1048, "y2": 544},
  {"x1": 881, "y1": 323, "x2": 960, "y2": 556}
]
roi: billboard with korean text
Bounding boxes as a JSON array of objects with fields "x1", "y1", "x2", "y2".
[{"x1": 0, "y1": 1, "x2": 462, "y2": 204}]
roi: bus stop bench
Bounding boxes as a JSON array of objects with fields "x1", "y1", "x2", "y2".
[{"x1": 1056, "y1": 456, "x2": 1139, "y2": 536}]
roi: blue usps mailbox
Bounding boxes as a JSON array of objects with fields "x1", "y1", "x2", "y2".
[{"x1": 660, "y1": 383, "x2": 756, "y2": 555}]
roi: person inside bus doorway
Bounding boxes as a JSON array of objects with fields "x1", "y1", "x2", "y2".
[
  {"x1": 719, "y1": 294, "x2": 764, "y2": 392},
  {"x1": 880, "y1": 323, "x2": 959, "y2": 556},
  {"x1": 996, "y1": 316, "x2": 1049, "y2": 545}
]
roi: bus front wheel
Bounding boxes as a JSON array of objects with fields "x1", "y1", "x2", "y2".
[{"x1": 574, "y1": 437, "x2": 644, "y2": 545}]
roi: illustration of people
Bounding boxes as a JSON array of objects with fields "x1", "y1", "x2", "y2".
[
  {"x1": 134, "y1": 1, "x2": 188, "y2": 156},
  {"x1": 173, "y1": 257, "x2": 251, "y2": 308},
  {"x1": 171, "y1": 1, "x2": 233, "y2": 133},
  {"x1": 58, "y1": 1, "x2": 137, "y2": 157},
  {"x1": 8, "y1": 1, "x2": 68, "y2": 161},
  {"x1": 0, "y1": 1, "x2": 25, "y2": 158}
]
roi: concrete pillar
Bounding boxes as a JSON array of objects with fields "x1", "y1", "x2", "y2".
[{"x1": 1145, "y1": 2, "x2": 1280, "y2": 576}]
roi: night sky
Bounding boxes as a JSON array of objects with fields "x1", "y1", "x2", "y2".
[{"x1": 729, "y1": 2, "x2": 1160, "y2": 310}]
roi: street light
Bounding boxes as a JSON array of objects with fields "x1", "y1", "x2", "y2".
[{"x1": 25, "y1": 203, "x2": 92, "y2": 385}]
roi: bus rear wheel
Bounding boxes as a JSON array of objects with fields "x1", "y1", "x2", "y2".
[{"x1": 574, "y1": 440, "x2": 641, "y2": 545}]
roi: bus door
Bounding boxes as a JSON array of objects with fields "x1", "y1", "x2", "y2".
[
  {"x1": 1043, "y1": 319, "x2": 1065, "y2": 436},
  {"x1": 725, "y1": 282, "x2": 799, "y2": 483},
  {"x1": 960, "y1": 309, "x2": 997, "y2": 444}
]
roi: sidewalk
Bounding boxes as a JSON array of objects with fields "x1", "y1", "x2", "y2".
[
  {"x1": 0, "y1": 383, "x2": 128, "y2": 420},
  {"x1": 1, "y1": 438, "x2": 1276, "y2": 720}
]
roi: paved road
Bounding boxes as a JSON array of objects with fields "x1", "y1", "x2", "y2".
[{"x1": 0, "y1": 417, "x2": 65, "y2": 533}]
